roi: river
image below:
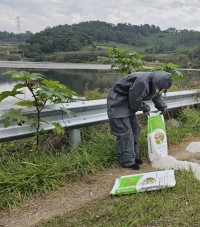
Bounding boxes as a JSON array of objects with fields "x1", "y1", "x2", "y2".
[
  {"x1": 0, "y1": 62, "x2": 121, "y2": 108},
  {"x1": 0, "y1": 61, "x2": 199, "y2": 108}
]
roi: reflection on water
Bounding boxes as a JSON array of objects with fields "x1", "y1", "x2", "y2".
[
  {"x1": 42, "y1": 68, "x2": 121, "y2": 94},
  {"x1": 0, "y1": 68, "x2": 122, "y2": 108}
]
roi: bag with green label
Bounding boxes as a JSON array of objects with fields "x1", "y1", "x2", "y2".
[
  {"x1": 147, "y1": 113, "x2": 168, "y2": 162},
  {"x1": 110, "y1": 170, "x2": 176, "y2": 195}
]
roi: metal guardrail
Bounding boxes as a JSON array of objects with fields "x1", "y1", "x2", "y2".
[{"x1": 0, "y1": 89, "x2": 199, "y2": 147}]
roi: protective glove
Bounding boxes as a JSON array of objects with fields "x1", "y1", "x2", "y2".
[
  {"x1": 158, "y1": 106, "x2": 167, "y2": 115},
  {"x1": 143, "y1": 109, "x2": 150, "y2": 116},
  {"x1": 142, "y1": 104, "x2": 150, "y2": 116}
]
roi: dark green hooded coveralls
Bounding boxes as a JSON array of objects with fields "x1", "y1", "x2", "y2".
[{"x1": 107, "y1": 71, "x2": 173, "y2": 168}]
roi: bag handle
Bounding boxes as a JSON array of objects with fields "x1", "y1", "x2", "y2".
[{"x1": 148, "y1": 111, "x2": 162, "y2": 118}]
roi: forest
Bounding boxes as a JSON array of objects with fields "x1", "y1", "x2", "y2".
[{"x1": 1, "y1": 21, "x2": 200, "y2": 67}]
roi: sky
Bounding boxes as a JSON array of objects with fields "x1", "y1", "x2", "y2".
[{"x1": 0, "y1": 0, "x2": 200, "y2": 34}]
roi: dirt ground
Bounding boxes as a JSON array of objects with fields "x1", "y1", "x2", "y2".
[{"x1": 1, "y1": 139, "x2": 200, "y2": 227}]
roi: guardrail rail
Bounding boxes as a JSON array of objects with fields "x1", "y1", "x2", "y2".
[{"x1": 0, "y1": 89, "x2": 199, "y2": 147}]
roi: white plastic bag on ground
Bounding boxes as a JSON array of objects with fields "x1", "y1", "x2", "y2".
[
  {"x1": 186, "y1": 142, "x2": 200, "y2": 153},
  {"x1": 152, "y1": 155, "x2": 200, "y2": 181},
  {"x1": 147, "y1": 113, "x2": 168, "y2": 162},
  {"x1": 110, "y1": 170, "x2": 176, "y2": 195}
]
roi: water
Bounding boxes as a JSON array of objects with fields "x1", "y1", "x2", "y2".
[
  {"x1": 0, "y1": 67, "x2": 199, "y2": 108},
  {"x1": 0, "y1": 67, "x2": 122, "y2": 108}
]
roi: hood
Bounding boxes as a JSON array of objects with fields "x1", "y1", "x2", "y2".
[{"x1": 151, "y1": 71, "x2": 173, "y2": 90}]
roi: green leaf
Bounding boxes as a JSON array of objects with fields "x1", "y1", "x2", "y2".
[
  {"x1": 41, "y1": 80, "x2": 79, "y2": 98},
  {"x1": 61, "y1": 107, "x2": 76, "y2": 117},
  {"x1": 13, "y1": 83, "x2": 27, "y2": 91},
  {"x1": 150, "y1": 63, "x2": 185, "y2": 82},
  {"x1": 3, "y1": 70, "x2": 18, "y2": 76},
  {"x1": 3, "y1": 70, "x2": 45, "y2": 81},
  {"x1": 15, "y1": 100, "x2": 35, "y2": 107},
  {"x1": 3, "y1": 121, "x2": 11, "y2": 128},
  {"x1": 30, "y1": 73, "x2": 45, "y2": 80},
  {"x1": 0, "y1": 90, "x2": 23, "y2": 102},
  {"x1": 0, "y1": 108, "x2": 28, "y2": 127},
  {"x1": 52, "y1": 122, "x2": 65, "y2": 135}
]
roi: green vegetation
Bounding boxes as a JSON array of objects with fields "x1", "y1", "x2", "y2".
[
  {"x1": 108, "y1": 48, "x2": 184, "y2": 83},
  {"x1": 0, "y1": 107, "x2": 199, "y2": 212},
  {"x1": 0, "y1": 125, "x2": 117, "y2": 210},
  {"x1": 108, "y1": 48, "x2": 143, "y2": 75},
  {"x1": 1, "y1": 21, "x2": 200, "y2": 67},
  {"x1": 0, "y1": 31, "x2": 32, "y2": 61},
  {"x1": 150, "y1": 62, "x2": 185, "y2": 85},
  {"x1": 38, "y1": 170, "x2": 200, "y2": 227},
  {"x1": 0, "y1": 22, "x2": 200, "y2": 224},
  {"x1": 0, "y1": 70, "x2": 79, "y2": 147}
]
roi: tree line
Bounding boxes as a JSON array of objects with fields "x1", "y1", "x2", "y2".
[{"x1": 1, "y1": 21, "x2": 200, "y2": 67}]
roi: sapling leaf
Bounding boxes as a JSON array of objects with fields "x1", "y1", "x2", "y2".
[
  {"x1": 15, "y1": 100, "x2": 35, "y2": 107},
  {"x1": 0, "y1": 108, "x2": 28, "y2": 127},
  {"x1": 13, "y1": 83, "x2": 27, "y2": 91},
  {"x1": 4, "y1": 121, "x2": 11, "y2": 128},
  {"x1": 150, "y1": 63, "x2": 185, "y2": 81},
  {"x1": 30, "y1": 73, "x2": 45, "y2": 80},
  {"x1": 61, "y1": 107, "x2": 76, "y2": 117},
  {"x1": 52, "y1": 122, "x2": 65, "y2": 135},
  {"x1": 41, "y1": 80, "x2": 79, "y2": 97},
  {"x1": 2, "y1": 70, "x2": 18, "y2": 76},
  {"x1": 0, "y1": 90, "x2": 23, "y2": 102},
  {"x1": 3, "y1": 70, "x2": 45, "y2": 81}
]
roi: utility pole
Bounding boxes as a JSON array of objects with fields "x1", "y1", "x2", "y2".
[{"x1": 16, "y1": 16, "x2": 21, "y2": 34}]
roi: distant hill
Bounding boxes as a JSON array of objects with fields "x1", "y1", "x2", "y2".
[
  {"x1": 1, "y1": 21, "x2": 200, "y2": 67},
  {"x1": 0, "y1": 31, "x2": 32, "y2": 43}
]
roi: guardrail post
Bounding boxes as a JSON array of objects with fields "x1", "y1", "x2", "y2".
[{"x1": 68, "y1": 129, "x2": 81, "y2": 148}]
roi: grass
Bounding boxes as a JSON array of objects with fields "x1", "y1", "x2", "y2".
[
  {"x1": 0, "y1": 107, "x2": 200, "y2": 214},
  {"x1": 166, "y1": 107, "x2": 200, "y2": 143},
  {"x1": 0, "y1": 125, "x2": 117, "y2": 210},
  {"x1": 38, "y1": 170, "x2": 200, "y2": 227}
]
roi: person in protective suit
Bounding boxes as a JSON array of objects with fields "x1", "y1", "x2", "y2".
[{"x1": 107, "y1": 71, "x2": 173, "y2": 170}]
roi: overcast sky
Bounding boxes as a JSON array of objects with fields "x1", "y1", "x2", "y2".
[{"x1": 0, "y1": 0, "x2": 200, "y2": 33}]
